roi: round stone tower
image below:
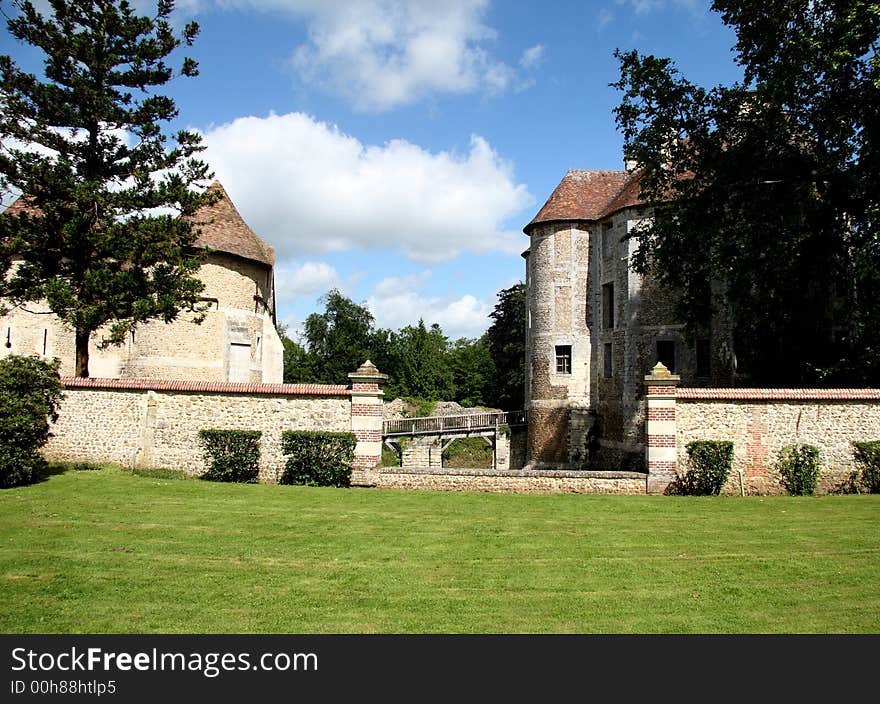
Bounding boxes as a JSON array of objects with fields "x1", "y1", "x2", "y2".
[{"x1": 523, "y1": 170, "x2": 631, "y2": 469}]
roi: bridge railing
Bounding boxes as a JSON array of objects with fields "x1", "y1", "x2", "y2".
[{"x1": 383, "y1": 410, "x2": 526, "y2": 437}]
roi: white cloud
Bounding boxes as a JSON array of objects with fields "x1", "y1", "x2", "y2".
[
  {"x1": 597, "y1": 8, "x2": 615, "y2": 30},
  {"x1": 200, "y1": 111, "x2": 533, "y2": 263},
  {"x1": 612, "y1": 0, "x2": 704, "y2": 17},
  {"x1": 274, "y1": 261, "x2": 341, "y2": 299},
  {"x1": 169, "y1": 0, "x2": 538, "y2": 111},
  {"x1": 367, "y1": 273, "x2": 492, "y2": 339},
  {"x1": 288, "y1": 0, "x2": 519, "y2": 110},
  {"x1": 519, "y1": 45, "x2": 544, "y2": 70}
]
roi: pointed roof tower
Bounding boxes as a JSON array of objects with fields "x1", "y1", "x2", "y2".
[
  {"x1": 524, "y1": 169, "x2": 647, "y2": 234},
  {"x1": 191, "y1": 181, "x2": 275, "y2": 267}
]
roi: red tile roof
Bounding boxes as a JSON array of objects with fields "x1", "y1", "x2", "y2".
[
  {"x1": 1, "y1": 195, "x2": 41, "y2": 218},
  {"x1": 190, "y1": 182, "x2": 275, "y2": 267},
  {"x1": 2, "y1": 182, "x2": 275, "y2": 268},
  {"x1": 524, "y1": 169, "x2": 647, "y2": 233},
  {"x1": 676, "y1": 388, "x2": 880, "y2": 400}
]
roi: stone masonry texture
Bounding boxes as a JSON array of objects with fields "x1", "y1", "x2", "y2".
[
  {"x1": 43, "y1": 381, "x2": 351, "y2": 483},
  {"x1": 676, "y1": 390, "x2": 880, "y2": 494}
]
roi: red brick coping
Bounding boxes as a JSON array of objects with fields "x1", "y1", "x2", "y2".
[
  {"x1": 60, "y1": 377, "x2": 351, "y2": 397},
  {"x1": 676, "y1": 388, "x2": 880, "y2": 400}
]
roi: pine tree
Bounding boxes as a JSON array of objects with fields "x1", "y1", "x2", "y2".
[{"x1": 0, "y1": 0, "x2": 216, "y2": 376}]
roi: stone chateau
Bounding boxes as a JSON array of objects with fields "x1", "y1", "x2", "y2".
[
  {"x1": 522, "y1": 164, "x2": 734, "y2": 473},
  {"x1": 0, "y1": 182, "x2": 284, "y2": 383}
]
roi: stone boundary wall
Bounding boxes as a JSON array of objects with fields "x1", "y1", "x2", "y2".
[
  {"x1": 675, "y1": 388, "x2": 880, "y2": 495},
  {"x1": 368, "y1": 468, "x2": 647, "y2": 494},
  {"x1": 43, "y1": 377, "x2": 378, "y2": 483}
]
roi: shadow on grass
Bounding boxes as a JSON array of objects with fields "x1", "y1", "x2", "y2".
[{"x1": 29, "y1": 461, "x2": 73, "y2": 484}]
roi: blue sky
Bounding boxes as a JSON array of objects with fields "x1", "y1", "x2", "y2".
[{"x1": 2, "y1": 0, "x2": 745, "y2": 341}]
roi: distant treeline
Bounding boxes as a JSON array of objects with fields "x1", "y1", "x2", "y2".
[{"x1": 280, "y1": 284, "x2": 525, "y2": 411}]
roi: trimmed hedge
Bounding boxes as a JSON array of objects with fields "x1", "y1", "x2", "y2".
[
  {"x1": 853, "y1": 441, "x2": 880, "y2": 493},
  {"x1": 0, "y1": 355, "x2": 64, "y2": 489},
  {"x1": 280, "y1": 430, "x2": 356, "y2": 487},
  {"x1": 198, "y1": 429, "x2": 261, "y2": 483},
  {"x1": 667, "y1": 440, "x2": 734, "y2": 496},
  {"x1": 776, "y1": 444, "x2": 821, "y2": 496}
]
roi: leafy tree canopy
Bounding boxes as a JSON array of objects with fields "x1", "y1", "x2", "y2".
[
  {"x1": 486, "y1": 282, "x2": 525, "y2": 410},
  {"x1": 283, "y1": 286, "x2": 521, "y2": 410},
  {"x1": 301, "y1": 289, "x2": 376, "y2": 385},
  {"x1": 613, "y1": 0, "x2": 880, "y2": 385},
  {"x1": 0, "y1": 0, "x2": 215, "y2": 377}
]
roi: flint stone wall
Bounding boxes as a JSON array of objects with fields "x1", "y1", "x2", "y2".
[
  {"x1": 43, "y1": 378, "x2": 351, "y2": 482},
  {"x1": 676, "y1": 389, "x2": 880, "y2": 494},
  {"x1": 372, "y1": 468, "x2": 646, "y2": 494}
]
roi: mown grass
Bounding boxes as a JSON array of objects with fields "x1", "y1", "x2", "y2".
[{"x1": 0, "y1": 465, "x2": 877, "y2": 633}]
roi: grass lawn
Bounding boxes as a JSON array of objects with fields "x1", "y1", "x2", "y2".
[{"x1": 1, "y1": 465, "x2": 878, "y2": 633}]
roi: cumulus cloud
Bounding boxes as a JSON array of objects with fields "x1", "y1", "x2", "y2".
[
  {"x1": 200, "y1": 111, "x2": 533, "y2": 263},
  {"x1": 167, "y1": 0, "x2": 540, "y2": 110},
  {"x1": 274, "y1": 261, "x2": 341, "y2": 299},
  {"x1": 367, "y1": 272, "x2": 493, "y2": 339}
]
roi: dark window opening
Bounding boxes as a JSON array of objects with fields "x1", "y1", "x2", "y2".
[
  {"x1": 657, "y1": 340, "x2": 676, "y2": 373},
  {"x1": 601, "y1": 221, "x2": 613, "y2": 257},
  {"x1": 696, "y1": 338, "x2": 711, "y2": 378},
  {"x1": 602, "y1": 283, "x2": 615, "y2": 329},
  {"x1": 603, "y1": 342, "x2": 613, "y2": 378},
  {"x1": 555, "y1": 345, "x2": 572, "y2": 374}
]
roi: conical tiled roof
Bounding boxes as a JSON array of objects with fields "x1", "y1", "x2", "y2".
[
  {"x1": 524, "y1": 169, "x2": 646, "y2": 233},
  {"x1": 2, "y1": 183, "x2": 275, "y2": 268},
  {"x1": 1, "y1": 195, "x2": 41, "y2": 218},
  {"x1": 190, "y1": 182, "x2": 274, "y2": 267}
]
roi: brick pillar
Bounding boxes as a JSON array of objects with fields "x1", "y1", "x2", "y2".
[
  {"x1": 644, "y1": 362, "x2": 680, "y2": 494},
  {"x1": 348, "y1": 360, "x2": 388, "y2": 484}
]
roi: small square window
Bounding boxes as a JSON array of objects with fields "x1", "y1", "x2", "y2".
[
  {"x1": 555, "y1": 345, "x2": 572, "y2": 374},
  {"x1": 604, "y1": 342, "x2": 613, "y2": 378}
]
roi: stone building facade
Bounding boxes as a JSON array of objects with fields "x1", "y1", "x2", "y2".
[
  {"x1": 0, "y1": 182, "x2": 283, "y2": 382},
  {"x1": 523, "y1": 166, "x2": 734, "y2": 472}
]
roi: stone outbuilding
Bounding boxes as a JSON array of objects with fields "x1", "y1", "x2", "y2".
[
  {"x1": 0, "y1": 182, "x2": 283, "y2": 382},
  {"x1": 522, "y1": 164, "x2": 734, "y2": 472}
]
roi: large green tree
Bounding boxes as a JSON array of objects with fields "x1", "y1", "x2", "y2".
[
  {"x1": 0, "y1": 0, "x2": 215, "y2": 377},
  {"x1": 387, "y1": 320, "x2": 454, "y2": 402},
  {"x1": 613, "y1": 0, "x2": 880, "y2": 385},
  {"x1": 301, "y1": 289, "x2": 376, "y2": 384},
  {"x1": 486, "y1": 282, "x2": 525, "y2": 410},
  {"x1": 448, "y1": 334, "x2": 495, "y2": 408}
]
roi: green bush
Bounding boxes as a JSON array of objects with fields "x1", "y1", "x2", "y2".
[
  {"x1": 280, "y1": 430, "x2": 356, "y2": 487},
  {"x1": 668, "y1": 440, "x2": 734, "y2": 496},
  {"x1": 776, "y1": 444, "x2": 821, "y2": 496},
  {"x1": 852, "y1": 441, "x2": 880, "y2": 493},
  {"x1": 198, "y1": 429, "x2": 261, "y2": 483},
  {"x1": 0, "y1": 355, "x2": 64, "y2": 488}
]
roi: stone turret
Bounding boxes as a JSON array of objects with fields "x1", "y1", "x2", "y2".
[
  {"x1": 0, "y1": 182, "x2": 284, "y2": 383},
  {"x1": 523, "y1": 160, "x2": 735, "y2": 473}
]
